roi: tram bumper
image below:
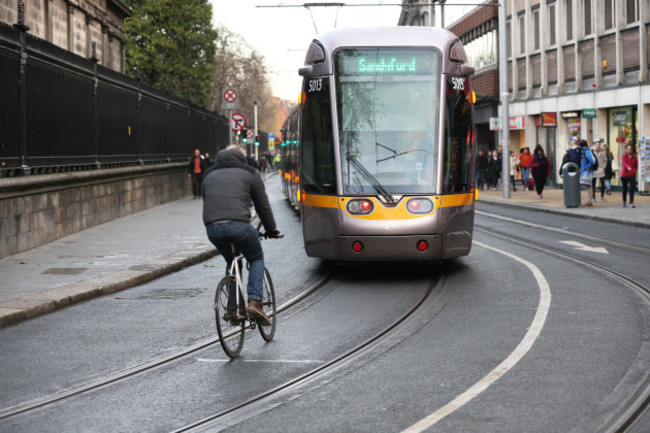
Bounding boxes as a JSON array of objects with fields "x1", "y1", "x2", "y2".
[{"x1": 337, "y1": 234, "x2": 442, "y2": 262}]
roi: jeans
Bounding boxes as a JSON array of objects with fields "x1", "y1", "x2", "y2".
[
  {"x1": 520, "y1": 167, "x2": 531, "y2": 189},
  {"x1": 476, "y1": 169, "x2": 486, "y2": 190},
  {"x1": 621, "y1": 176, "x2": 636, "y2": 204},
  {"x1": 206, "y1": 220, "x2": 264, "y2": 303}
]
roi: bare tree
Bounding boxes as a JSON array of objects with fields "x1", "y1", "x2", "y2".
[{"x1": 210, "y1": 26, "x2": 280, "y2": 133}]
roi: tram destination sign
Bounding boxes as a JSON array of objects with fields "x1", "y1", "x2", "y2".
[{"x1": 337, "y1": 49, "x2": 438, "y2": 75}]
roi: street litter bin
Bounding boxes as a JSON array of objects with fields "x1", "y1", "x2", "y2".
[{"x1": 562, "y1": 162, "x2": 580, "y2": 207}]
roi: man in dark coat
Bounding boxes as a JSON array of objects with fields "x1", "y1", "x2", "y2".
[{"x1": 202, "y1": 145, "x2": 282, "y2": 324}]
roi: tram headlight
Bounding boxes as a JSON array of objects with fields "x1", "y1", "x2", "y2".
[
  {"x1": 406, "y1": 198, "x2": 434, "y2": 214},
  {"x1": 347, "y1": 199, "x2": 374, "y2": 215}
]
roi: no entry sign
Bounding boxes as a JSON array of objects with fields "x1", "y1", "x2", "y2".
[{"x1": 231, "y1": 113, "x2": 246, "y2": 131}]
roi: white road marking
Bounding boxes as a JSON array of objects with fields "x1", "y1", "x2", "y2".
[
  {"x1": 559, "y1": 240, "x2": 609, "y2": 254},
  {"x1": 197, "y1": 358, "x2": 323, "y2": 364},
  {"x1": 401, "y1": 240, "x2": 552, "y2": 433}
]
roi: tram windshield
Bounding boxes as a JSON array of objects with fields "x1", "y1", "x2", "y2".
[{"x1": 335, "y1": 47, "x2": 441, "y2": 195}]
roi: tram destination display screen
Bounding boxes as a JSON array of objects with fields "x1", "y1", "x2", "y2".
[{"x1": 336, "y1": 48, "x2": 438, "y2": 76}]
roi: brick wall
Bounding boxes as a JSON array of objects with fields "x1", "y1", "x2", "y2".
[
  {"x1": 471, "y1": 68, "x2": 498, "y2": 97},
  {"x1": 0, "y1": 163, "x2": 190, "y2": 259},
  {"x1": 531, "y1": 53, "x2": 541, "y2": 86},
  {"x1": 564, "y1": 45, "x2": 576, "y2": 80},
  {"x1": 600, "y1": 33, "x2": 616, "y2": 75},
  {"x1": 580, "y1": 39, "x2": 594, "y2": 77},
  {"x1": 547, "y1": 49, "x2": 557, "y2": 83},
  {"x1": 622, "y1": 28, "x2": 639, "y2": 70},
  {"x1": 448, "y1": 2, "x2": 497, "y2": 39}
]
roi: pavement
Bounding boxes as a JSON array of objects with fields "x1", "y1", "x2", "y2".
[{"x1": 1, "y1": 179, "x2": 648, "y2": 328}]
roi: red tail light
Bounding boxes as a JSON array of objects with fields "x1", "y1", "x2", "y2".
[
  {"x1": 407, "y1": 198, "x2": 434, "y2": 214},
  {"x1": 347, "y1": 199, "x2": 374, "y2": 215}
]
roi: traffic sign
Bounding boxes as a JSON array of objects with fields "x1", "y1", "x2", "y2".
[
  {"x1": 222, "y1": 87, "x2": 240, "y2": 110},
  {"x1": 489, "y1": 117, "x2": 502, "y2": 131},
  {"x1": 246, "y1": 129, "x2": 254, "y2": 139},
  {"x1": 223, "y1": 88, "x2": 238, "y2": 103},
  {"x1": 231, "y1": 113, "x2": 246, "y2": 131}
]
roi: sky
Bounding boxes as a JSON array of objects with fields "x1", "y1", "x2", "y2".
[{"x1": 209, "y1": 1, "x2": 402, "y2": 101}]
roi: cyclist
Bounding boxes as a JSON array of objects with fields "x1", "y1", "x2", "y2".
[{"x1": 202, "y1": 145, "x2": 282, "y2": 325}]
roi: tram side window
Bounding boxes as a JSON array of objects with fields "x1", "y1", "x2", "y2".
[
  {"x1": 301, "y1": 76, "x2": 336, "y2": 194},
  {"x1": 443, "y1": 76, "x2": 474, "y2": 193}
]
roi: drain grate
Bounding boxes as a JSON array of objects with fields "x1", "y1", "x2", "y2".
[
  {"x1": 136, "y1": 288, "x2": 205, "y2": 300},
  {"x1": 41, "y1": 268, "x2": 88, "y2": 275}
]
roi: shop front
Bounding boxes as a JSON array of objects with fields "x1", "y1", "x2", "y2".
[
  {"x1": 535, "y1": 112, "x2": 557, "y2": 185},
  {"x1": 607, "y1": 107, "x2": 638, "y2": 188}
]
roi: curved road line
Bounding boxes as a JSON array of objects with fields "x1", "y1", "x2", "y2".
[{"x1": 401, "y1": 240, "x2": 552, "y2": 432}]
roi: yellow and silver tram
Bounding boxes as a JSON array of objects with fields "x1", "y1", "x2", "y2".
[{"x1": 281, "y1": 27, "x2": 476, "y2": 261}]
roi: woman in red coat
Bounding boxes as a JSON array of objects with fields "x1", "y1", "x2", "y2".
[{"x1": 620, "y1": 143, "x2": 638, "y2": 208}]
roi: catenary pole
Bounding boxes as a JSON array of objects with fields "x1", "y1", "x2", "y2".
[
  {"x1": 499, "y1": 1, "x2": 511, "y2": 198},
  {"x1": 254, "y1": 101, "x2": 259, "y2": 162}
]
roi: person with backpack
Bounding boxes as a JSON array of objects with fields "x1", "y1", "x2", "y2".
[
  {"x1": 559, "y1": 137, "x2": 581, "y2": 175},
  {"x1": 530, "y1": 145, "x2": 551, "y2": 199},
  {"x1": 590, "y1": 140, "x2": 607, "y2": 202},
  {"x1": 579, "y1": 139, "x2": 595, "y2": 206}
]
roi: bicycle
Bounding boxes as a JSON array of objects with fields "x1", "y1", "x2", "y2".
[{"x1": 214, "y1": 232, "x2": 281, "y2": 358}]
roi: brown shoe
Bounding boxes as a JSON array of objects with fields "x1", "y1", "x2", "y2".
[{"x1": 246, "y1": 300, "x2": 271, "y2": 326}]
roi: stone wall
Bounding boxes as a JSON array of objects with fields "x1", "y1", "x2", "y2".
[
  {"x1": 0, "y1": 163, "x2": 190, "y2": 259},
  {"x1": 0, "y1": 0, "x2": 129, "y2": 73}
]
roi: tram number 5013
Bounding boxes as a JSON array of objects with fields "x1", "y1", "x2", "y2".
[
  {"x1": 451, "y1": 77, "x2": 465, "y2": 91},
  {"x1": 308, "y1": 79, "x2": 323, "y2": 92}
]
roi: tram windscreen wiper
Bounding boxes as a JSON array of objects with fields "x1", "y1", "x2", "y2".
[
  {"x1": 345, "y1": 152, "x2": 395, "y2": 203},
  {"x1": 376, "y1": 141, "x2": 433, "y2": 163}
]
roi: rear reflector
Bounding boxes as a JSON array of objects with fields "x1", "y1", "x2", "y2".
[
  {"x1": 417, "y1": 240, "x2": 429, "y2": 252},
  {"x1": 352, "y1": 241, "x2": 364, "y2": 253}
]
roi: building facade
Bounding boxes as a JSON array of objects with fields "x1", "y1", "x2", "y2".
[
  {"x1": 506, "y1": 0, "x2": 649, "y2": 189},
  {"x1": 0, "y1": 0, "x2": 130, "y2": 73}
]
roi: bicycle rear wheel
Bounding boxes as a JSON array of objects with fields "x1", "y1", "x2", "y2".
[
  {"x1": 258, "y1": 268, "x2": 277, "y2": 341},
  {"x1": 215, "y1": 275, "x2": 245, "y2": 358}
]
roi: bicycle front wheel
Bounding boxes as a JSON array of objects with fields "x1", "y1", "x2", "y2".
[
  {"x1": 215, "y1": 275, "x2": 244, "y2": 358},
  {"x1": 258, "y1": 268, "x2": 277, "y2": 341}
]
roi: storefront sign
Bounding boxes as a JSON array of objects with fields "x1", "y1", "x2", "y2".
[
  {"x1": 582, "y1": 109, "x2": 597, "y2": 118},
  {"x1": 542, "y1": 112, "x2": 557, "y2": 127},
  {"x1": 567, "y1": 118, "x2": 581, "y2": 133},
  {"x1": 613, "y1": 111, "x2": 629, "y2": 126},
  {"x1": 509, "y1": 116, "x2": 525, "y2": 130},
  {"x1": 489, "y1": 117, "x2": 501, "y2": 130},
  {"x1": 561, "y1": 111, "x2": 580, "y2": 119}
]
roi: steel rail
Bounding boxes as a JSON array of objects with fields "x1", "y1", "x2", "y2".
[
  {"x1": 0, "y1": 273, "x2": 331, "y2": 421},
  {"x1": 475, "y1": 225, "x2": 650, "y2": 433},
  {"x1": 170, "y1": 268, "x2": 445, "y2": 433}
]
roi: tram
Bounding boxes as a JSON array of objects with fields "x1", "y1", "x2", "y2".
[{"x1": 281, "y1": 27, "x2": 477, "y2": 261}]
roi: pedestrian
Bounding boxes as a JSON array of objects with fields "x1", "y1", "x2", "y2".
[
  {"x1": 620, "y1": 143, "x2": 638, "y2": 208},
  {"x1": 579, "y1": 139, "x2": 595, "y2": 206},
  {"x1": 188, "y1": 148, "x2": 207, "y2": 199},
  {"x1": 273, "y1": 154, "x2": 281, "y2": 170},
  {"x1": 204, "y1": 153, "x2": 212, "y2": 168},
  {"x1": 475, "y1": 149, "x2": 488, "y2": 190},
  {"x1": 560, "y1": 137, "x2": 581, "y2": 175},
  {"x1": 518, "y1": 147, "x2": 533, "y2": 191},
  {"x1": 486, "y1": 150, "x2": 500, "y2": 190},
  {"x1": 509, "y1": 150, "x2": 518, "y2": 192},
  {"x1": 530, "y1": 145, "x2": 550, "y2": 199},
  {"x1": 202, "y1": 145, "x2": 283, "y2": 325},
  {"x1": 590, "y1": 140, "x2": 607, "y2": 202},
  {"x1": 603, "y1": 144, "x2": 616, "y2": 195}
]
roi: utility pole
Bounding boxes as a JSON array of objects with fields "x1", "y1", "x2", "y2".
[
  {"x1": 254, "y1": 101, "x2": 259, "y2": 162},
  {"x1": 499, "y1": 0, "x2": 510, "y2": 198}
]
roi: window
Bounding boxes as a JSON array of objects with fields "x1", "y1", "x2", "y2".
[
  {"x1": 565, "y1": 0, "x2": 574, "y2": 41},
  {"x1": 548, "y1": 3, "x2": 556, "y2": 46},
  {"x1": 605, "y1": 0, "x2": 616, "y2": 30},
  {"x1": 533, "y1": 9, "x2": 540, "y2": 50},
  {"x1": 626, "y1": 0, "x2": 639, "y2": 24},
  {"x1": 300, "y1": 76, "x2": 336, "y2": 194},
  {"x1": 443, "y1": 75, "x2": 473, "y2": 193},
  {"x1": 519, "y1": 13, "x2": 526, "y2": 54},
  {"x1": 583, "y1": 0, "x2": 593, "y2": 35},
  {"x1": 335, "y1": 48, "x2": 442, "y2": 195},
  {"x1": 507, "y1": 20, "x2": 512, "y2": 57}
]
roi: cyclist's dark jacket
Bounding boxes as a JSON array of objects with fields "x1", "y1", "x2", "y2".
[{"x1": 201, "y1": 149, "x2": 277, "y2": 233}]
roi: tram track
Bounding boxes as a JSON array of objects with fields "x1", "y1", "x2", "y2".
[
  {"x1": 0, "y1": 273, "x2": 331, "y2": 422},
  {"x1": 170, "y1": 268, "x2": 446, "y2": 432},
  {"x1": 475, "y1": 224, "x2": 650, "y2": 433}
]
